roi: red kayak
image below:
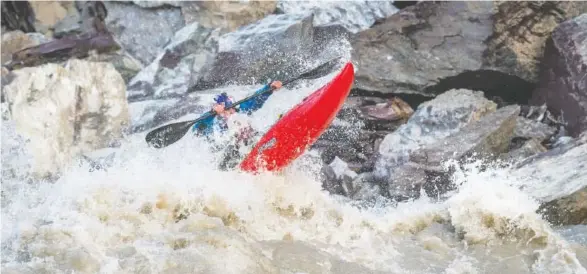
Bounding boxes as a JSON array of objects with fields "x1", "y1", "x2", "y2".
[{"x1": 239, "y1": 62, "x2": 355, "y2": 173}]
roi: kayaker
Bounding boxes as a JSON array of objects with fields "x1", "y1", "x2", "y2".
[{"x1": 192, "y1": 80, "x2": 283, "y2": 169}]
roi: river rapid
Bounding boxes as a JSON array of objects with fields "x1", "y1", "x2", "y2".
[
  {"x1": 2, "y1": 66, "x2": 586, "y2": 273},
  {"x1": 2, "y1": 1, "x2": 587, "y2": 273}
]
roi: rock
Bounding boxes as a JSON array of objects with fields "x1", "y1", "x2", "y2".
[
  {"x1": 499, "y1": 138, "x2": 547, "y2": 164},
  {"x1": 87, "y1": 51, "x2": 143, "y2": 84},
  {"x1": 103, "y1": 1, "x2": 185, "y2": 66},
  {"x1": 386, "y1": 162, "x2": 429, "y2": 200},
  {"x1": 276, "y1": 0, "x2": 398, "y2": 33},
  {"x1": 540, "y1": 186, "x2": 587, "y2": 226},
  {"x1": 181, "y1": 1, "x2": 277, "y2": 32},
  {"x1": 410, "y1": 105, "x2": 521, "y2": 168},
  {"x1": 321, "y1": 157, "x2": 357, "y2": 196},
  {"x1": 2, "y1": 59, "x2": 129, "y2": 179},
  {"x1": 510, "y1": 135, "x2": 587, "y2": 225},
  {"x1": 128, "y1": 93, "x2": 207, "y2": 134},
  {"x1": 351, "y1": 1, "x2": 587, "y2": 100},
  {"x1": 358, "y1": 97, "x2": 414, "y2": 122},
  {"x1": 191, "y1": 13, "x2": 317, "y2": 91},
  {"x1": 375, "y1": 89, "x2": 497, "y2": 177},
  {"x1": 52, "y1": 1, "x2": 108, "y2": 39},
  {"x1": 313, "y1": 96, "x2": 413, "y2": 173},
  {"x1": 514, "y1": 116, "x2": 557, "y2": 142},
  {"x1": 347, "y1": 172, "x2": 383, "y2": 201},
  {"x1": 484, "y1": 2, "x2": 587, "y2": 83},
  {"x1": 387, "y1": 105, "x2": 520, "y2": 200},
  {"x1": 530, "y1": 14, "x2": 587, "y2": 137},
  {"x1": 29, "y1": 1, "x2": 78, "y2": 36},
  {"x1": 351, "y1": 1, "x2": 495, "y2": 97},
  {"x1": 1, "y1": 30, "x2": 49, "y2": 64},
  {"x1": 127, "y1": 22, "x2": 220, "y2": 102},
  {"x1": 1, "y1": 1, "x2": 36, "y2": 33},
  {"x1": 6, "y1": 30, "x2": 121, "y2": 71}
]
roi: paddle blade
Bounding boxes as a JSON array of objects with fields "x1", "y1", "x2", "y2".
[
  {"x1": 145, "y1": 120, "x2": 195, "y2": 148},
  {"x1": 295, "y1": 57, "x2": 343, "y2": 81}
]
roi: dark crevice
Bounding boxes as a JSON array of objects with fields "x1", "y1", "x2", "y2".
[
  {"x1": 423, "y1": 69, "x2": 535, "y2": 107},
  {"x1": 349, "y1": 88, "x2": 433, "y2": 110},
  {"x1": 392, "y1": 1, "x2": 419, "y2": 10}
]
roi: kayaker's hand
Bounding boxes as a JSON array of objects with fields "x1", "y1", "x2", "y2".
[{"x1": 270, "y1": 81, "x2": 282, "y2": 91}]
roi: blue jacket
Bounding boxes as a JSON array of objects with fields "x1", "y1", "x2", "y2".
[{"x1": 191, "y1": 84, "x2": 273, "y2": 136}]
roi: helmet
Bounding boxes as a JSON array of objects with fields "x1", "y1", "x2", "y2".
[{"x1": 214, "y1": 92, "x2": 233, "y2": 108}]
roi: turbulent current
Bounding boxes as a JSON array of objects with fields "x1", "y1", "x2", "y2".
[
  {"x1": 2, "y1": 64, "x2": 587, "y2": 273},
  {"x1": 2, "y1": 1, "x2": 587, "y2": 272}
]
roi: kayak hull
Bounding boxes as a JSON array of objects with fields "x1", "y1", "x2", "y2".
[{"x1": 239, "y1": 62, "x2": 355, "y2": 173}]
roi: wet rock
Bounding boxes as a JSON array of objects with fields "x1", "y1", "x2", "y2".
[
  {"x1": 347, "y1": 172, "x2": 383, "y2": 201},
  {"x1": 386, "y1": 105, "x2": 520, "y2": 200},
  {"x1": 191, "y1": 13, "x2": 316, "y2": 91},
  {"x1": 386, "y1": 162, "x2": 429, "y2": 201},
  {"x1": 181, "y1": 1, "x2": 277, "y2": 32},
  {"x1": 128, "y1": 93, "x2": 207, "y2": 134},
  {"x1": 351, "y1": 1, "x2": 586, "y2": 99},
  {"x1": 358, "y1": 96, "x2": 414, "y2": 125},
  {"x1": 514, "y1": 116, "x2": 557, "y2": 142},
  {"x1": 484, "y1": 1, "x2": 587, "y2": 83},
  {"x1": 499, "y1": 138, "x2": 547, "y2": 164},
  {"x1": 511, "y1": 136, "x2": 587, "y2": 225},
  {"x1": 530, "y1": 14, "x2": 587, "y2": 137},
  {"x1": 410, "y1": 105, "x2": 520, "y2": 168},
  {"x1": 2, "y1": 59, "x2": 128, "y2": 179},
  {"x1": 1, "y1": 1, "x2": 36, "y2": 33},
  {"x1": 321, "y1": 157, "x2": 358, "y2": 196},
  {"x1": 103, "y1": 1, "x2": 185, "y2": 66},
  {"x1": 1, "y1": 30, "x2": 49, "y2": 64},
  {"x1": 375, "y1": 89, "x2": 497, "y2": 178},
  {"x1": 277, "y1": 0, "x2": 398, "y2": 33},
  {"x1": 127, "y1": 22, "x2": 220, "y2": 102}
]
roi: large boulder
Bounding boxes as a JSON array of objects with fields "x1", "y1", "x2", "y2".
[
  {"x1": 276, "y1": 0, "x2": 398, "y2": 33},
  {"x1": 189, "y1": 13, "x2": 348, "y2": 92},
  {"x1": 351, "y1": 1, "x2": 587, "y2": 100},
  {"x1": 190, "y1": 13, "x2": 318, "y2": 91},
  {"x1": 410, "y1": 105, "x2": 520, "y2": 170},
  {"x1": 2, "y1": 59, "x2": 129, "y2": 179},
  {"x1": 375, "y1": 89, "x2": 497, "y2": 177},
  {"x1": 103, "y1": 1, "x2": 185, "y2": 66},
  {"x1": 126, "y1": 21, "x2": 220, "y2": 102},
  {"x1": 388, "y1": 105, "x2": 520, "y2": 200},
  {"x1": 530, "y1": 14, "x2": 587, "y2": 137}
]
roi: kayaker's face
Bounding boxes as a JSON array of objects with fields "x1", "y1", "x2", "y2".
[{"x1": 213, "y1": 103, "x2": 235, "y2": 119}]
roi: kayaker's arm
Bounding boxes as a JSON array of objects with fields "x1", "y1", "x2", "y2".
[{"x1": 237, "y1": 81, "x2": 282, "y2": 115}]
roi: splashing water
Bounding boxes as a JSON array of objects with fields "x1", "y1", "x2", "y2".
[{"x1": 2, "y1": 54, "x2": 586, "y2": 274}]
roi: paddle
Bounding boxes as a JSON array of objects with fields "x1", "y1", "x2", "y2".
[{"x1": 145, "y1": 57, "x2": 343, "y2": 148}]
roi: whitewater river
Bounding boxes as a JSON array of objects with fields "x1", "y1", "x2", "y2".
[{"x1": 2, "y1": 59, "x2": 586, "y2": 274}]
